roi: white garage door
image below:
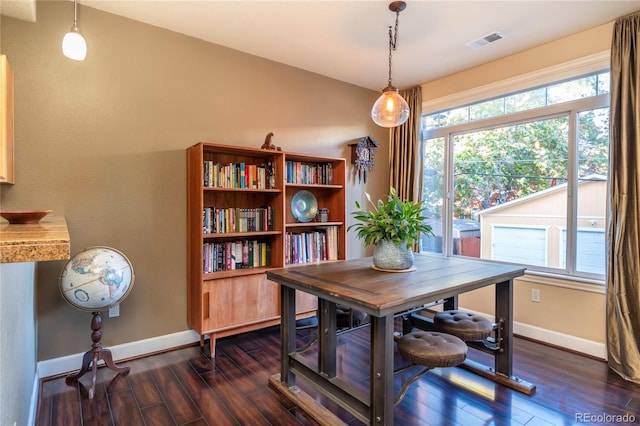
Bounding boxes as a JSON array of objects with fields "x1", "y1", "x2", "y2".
[
  {"x1": 491, "y1": 226, "x2": 547, "y2": 266},
  {"x1": 560, "y1": 228, "x2": 605, "y2": 275}
]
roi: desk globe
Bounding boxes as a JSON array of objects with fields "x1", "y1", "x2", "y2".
[{"x1": 59, "y1": 246, "x2": 135, "y2": 399}]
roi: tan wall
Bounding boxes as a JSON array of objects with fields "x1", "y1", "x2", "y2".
[
  {"x1": 0, "y1": 1, "x2": 388, "y2": 361},
  {"x1": 423, "y1": 23, "x2": 613, "y2": 347},
  {"x1": 457, "y1": 282, "x2": 606, "y2": 343}
]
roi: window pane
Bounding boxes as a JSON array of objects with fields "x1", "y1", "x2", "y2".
[
  {"x1": 442, "y1": 107, "x2": 469, "y2": 127},
  {"x1": 505, "y1": 88, "x2": 547, "y2": 114},
  {"x1": 559, "y1": 229, "x2": 606, "y2": 274},
  {"x1": 578, "y1": 108, "x2": 609, "y2": 177},
  {"x1": 597, "y1": 72, "x2": 610, "y2": 95},
  {"x1": 576, "y1": 107, "x2": 609, "y2": 275},
  {"x1": 576, "y1": 230, "x2": 606, "y2": 274},
  {"x1": 423, "y1": 71, "x2": 609, "y2": 131},
  {"x1": 492, "y1": 226, "x2": 547, "y2": 266},
  {"x1": 453, "y1": 117, "x2": 569, "y2": 266},
  {"x1": 421, "y1": 137, "x2": 445, "y2": 254},
  {"x1": 547, "y1": 75, "x2": 597, "y2": 105},
  {"x1": 423, "y1": 114, "x2": 440, "y2": 130},
  {"x1": 469, "y1": 98, "x2": 504, "y2": 121}
]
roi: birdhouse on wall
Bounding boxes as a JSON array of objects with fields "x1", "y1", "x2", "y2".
[{"x1": 348, "y1": 136, "x2": 378, "y2": 183}]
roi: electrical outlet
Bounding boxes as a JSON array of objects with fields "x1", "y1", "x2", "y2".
[
  {"x1": 531, "y1": 288, "x2": 541, "y2": 303},
  {"x1": 109, "y1": 304, "x2": 120, "y2": 317}
]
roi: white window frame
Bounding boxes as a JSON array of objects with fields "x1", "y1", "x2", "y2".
[
  {"x1": 420, "y1": 53, "x2": 610, "y2": 293},
  {"x1": 422, "y1": 52, "x2": 610, "y2": 114}
]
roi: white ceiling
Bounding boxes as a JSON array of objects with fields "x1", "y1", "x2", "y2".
[
  {"x1": 0, "y1": 0, "x2": 36, "y2": 22},
  {"x1": 7, "y1": 1, "x2": 640, "y2": 91}
]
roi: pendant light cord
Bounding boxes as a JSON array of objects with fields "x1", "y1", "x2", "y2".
[
  {"x1": 387, "y1": 10, "x2": 400, "y2": 87},
  {"x1": 73, "y1": 0, "x2": 79, "y2": 29}
]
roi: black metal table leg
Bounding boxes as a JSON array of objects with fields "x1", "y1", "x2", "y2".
[
  {"x1": 318, "y1": 299, "x2": 337, "y2": 378},
  {"x1": 281, "y1": 285, "x2": 297, "y2": 387},
  {"x1": 495, "y1": 279, "x2": 513, "y2": 377},
  {"x1": 370, "y1": 315, "x2": 394, "y2": 426}
]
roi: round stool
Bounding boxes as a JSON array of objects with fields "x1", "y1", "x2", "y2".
[
  {"x1": 433, "y1": 310, "x2": 493, "y2": 341},
  {"x1": 394, "y1": 331, "x2": 467, "y2": 405},
  {"x1": 397, "y1": 331, "x2": 467, "y2": 368}
]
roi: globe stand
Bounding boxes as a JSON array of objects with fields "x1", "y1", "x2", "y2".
[{"x1": 65, "y1": 311, "x2": 130, "y2": 399}]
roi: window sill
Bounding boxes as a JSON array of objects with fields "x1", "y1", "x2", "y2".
[{"x1": 517, "y1": 270, "x2": 605, "y2": 295}]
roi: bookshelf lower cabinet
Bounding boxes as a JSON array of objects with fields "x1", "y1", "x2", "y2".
[
  {"x1": 195, "y1": 273, "x2": 317, "y2": 357},
  {"x1": 296, "y1": 291, "x2": 318, "y2": 314},
  {"x1": 198, "y1": 273, "x2": 280, "y2": 356},
  {"x1": 202, "y1": 274, "x2": 279, "y2": 330},
  {"x1": 187, "y1": 142, "x2": 344, "y2": 357}
]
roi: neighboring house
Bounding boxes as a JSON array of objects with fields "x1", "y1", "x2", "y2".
[{"x1": 477, "y1": 175, "x2": 607, "y2": 274}]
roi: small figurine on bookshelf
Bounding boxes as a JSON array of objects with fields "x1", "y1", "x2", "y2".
[{"x1": 260, "y1": 132, "x2": 282, "y2": 151}]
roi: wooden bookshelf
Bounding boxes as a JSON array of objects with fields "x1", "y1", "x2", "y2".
[{"x1": 187, "y1": 142, "x2": 346, "y2": 356}]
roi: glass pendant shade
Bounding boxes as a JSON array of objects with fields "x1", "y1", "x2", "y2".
[
  {"x1": 371, "y1": 86, "x2": 410, "y2": 127},
  {"x1": 62, "y1": 26, "x2": 87, "y2": 61}
]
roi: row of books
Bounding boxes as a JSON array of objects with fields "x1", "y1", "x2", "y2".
[
  {"x1": 203, "y1": 206, "x2": 274, "y2": 234},
  {"x1": 203, "y1": 161, "x2": 276, "y2": 189},
  {"x1": 203, "y1": 240, "x2": 271, "y2": 273},
  {"x1": 285, "y1": 161, "x2": 333, "y2": 185},
  {"x1": 285, "y1": 226, "x2": 339, "y2": 265}
]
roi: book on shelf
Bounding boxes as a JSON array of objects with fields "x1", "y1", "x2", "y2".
[
  {"x1": 285, "y1": 161, "x2": 333, "y2": 185},
  {"x1": 284, "y1": 225, "x2": 339, "y2": 265},
  {"x1": 202, "y1": 161, "x2": 276, "y2": 189},
  {"x1": 203, "y1": 206, "x2": 274, "y2": 234},
  {"x1": 203, "y1": 240, "x2": 271, "y2": 273}
]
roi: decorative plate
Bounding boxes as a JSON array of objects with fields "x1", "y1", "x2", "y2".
[
  {"x1": 291, "y1": 190, "x2": 318, "y2": 223},
  {"x1": 0, "y1": 210, "x2": 52, "y2": 224}
]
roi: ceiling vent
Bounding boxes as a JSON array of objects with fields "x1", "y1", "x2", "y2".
[{"x1": 466, "y1": 31, "x2": 505, "y2": 49}]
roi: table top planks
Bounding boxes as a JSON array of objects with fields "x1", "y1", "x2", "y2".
[{"x1": 267, "y1": 254, "x2": 525, "y2": 317}]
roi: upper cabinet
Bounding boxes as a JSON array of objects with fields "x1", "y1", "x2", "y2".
[{"x1": 0, "y1": 55, "x2": 15, "y2": 184}]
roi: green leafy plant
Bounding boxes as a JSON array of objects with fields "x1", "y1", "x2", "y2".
[{"x1": 348, "y1": 188, "x2": 434, "y2": 249}]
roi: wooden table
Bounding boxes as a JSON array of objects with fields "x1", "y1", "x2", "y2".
[{"x1": 267, "y1": 254, "x2": 533, "y2": 426}]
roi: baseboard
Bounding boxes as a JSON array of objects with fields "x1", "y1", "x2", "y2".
[
  {"x1": 460, "y1": 308, "x2": 607, "y2": 360},
  {"x1": 513, "y1": 321, "x2": 606, "y2": 360},
  {"x1": 37, "y1": 329, "x2": 202, "y2": 380}
]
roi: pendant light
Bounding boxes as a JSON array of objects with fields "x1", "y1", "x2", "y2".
[
  {"x1": 371, "y1": 1, "x2": 409, "y2": 128},
  {"x1": 62, "y1": 0, "x2": 87, "y2": 61}
]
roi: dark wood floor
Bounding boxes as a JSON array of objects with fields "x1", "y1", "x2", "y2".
[{"x1": 36, "y1": 322, "x2": 640, "y2": 426}]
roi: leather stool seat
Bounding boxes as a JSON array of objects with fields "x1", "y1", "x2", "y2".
[
  {"x1": 397, "y1": 331, "x2": 467, "y2": 368},
  {"x1": 433, "y1": 310, "x2": 493, "y2": 341}
]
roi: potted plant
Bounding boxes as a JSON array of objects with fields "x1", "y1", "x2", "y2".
[{"x1": 348, "y1": 188, "x2": 434, "y2": 270}]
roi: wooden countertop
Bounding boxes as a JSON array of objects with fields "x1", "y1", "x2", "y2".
[{"x1": 0, "y1": 215, "x2": 70, "y2": 263}]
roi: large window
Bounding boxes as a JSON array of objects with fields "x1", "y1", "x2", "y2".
[{"x1": 421, "y1": 71, "x2": 609, "y2": 281}]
